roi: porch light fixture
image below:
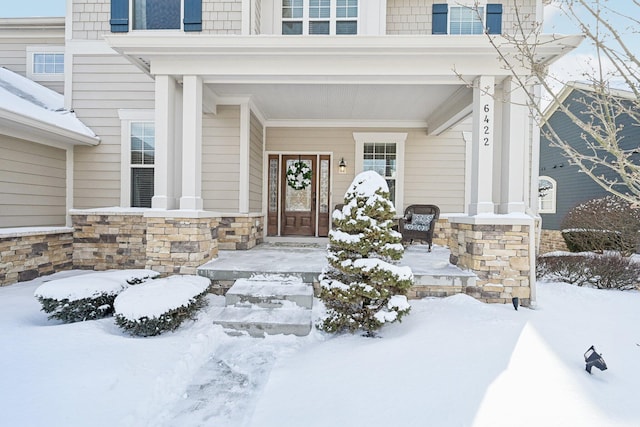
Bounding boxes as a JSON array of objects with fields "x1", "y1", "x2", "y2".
[
  {"x1": 584, "y1": 345, "x2": 607, "y2": 374},
  {"x1": 339, "y1": 158, "x2": 347, "y2": 174}
]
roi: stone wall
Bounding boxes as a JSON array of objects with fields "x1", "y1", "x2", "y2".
[
  {"x1": 218, "y1": 215, "x2": 264, "y2": 250},
  {"x1": 432, "y1": 218, "x2": 451, "y2": 247},
  {"x1": 0, "y1": 229, "x2": 73, "y2": 286},
  {"x1": 146, "y1": 216, "x2": 219, "y2": 275},
  {"x1": 539, "y1": 229, "x2": 568, "y2": 254},
  {"x1": 72, "y1": 212, "x2": 147, "y2": 270},
  {"x1": 449, "y1": 221, "x2": 531, "y2": 306}
]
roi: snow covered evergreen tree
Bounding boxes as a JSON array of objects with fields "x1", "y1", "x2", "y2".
[{"x1": 318, "y1": 170, "x2": 413, "y2": 336}]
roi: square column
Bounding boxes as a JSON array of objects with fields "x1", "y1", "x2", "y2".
[
  {"x1": 469, "y1": 75, "x2": 496, "y2": 215},
  {"x1": 180, "y1": 75, "x2": 204, "y2": 210},
  {"x1": 499, "y1": 78, "x2": 528, "y2": 214},
  {"x1": 152, "y1": 75, "x2": 178, "y2": 209}
]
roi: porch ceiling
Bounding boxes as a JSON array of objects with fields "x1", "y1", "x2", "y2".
[{"x1": 206, "y1": 82, "x2": 465, "y2": 126}]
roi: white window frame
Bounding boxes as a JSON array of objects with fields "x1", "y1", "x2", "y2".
[
  {"x1": 280, "y1": 0, "x2": 359, "y2": 35},
  {"x1": 130, "y1": 0, "x2": 184, "y2": 32},
  {"x1": 118, "y1": 109, "x2": 155, "y2": 207},
  {"x1": 26, "y1": 46, "x2": 65, "y2": 82},
  {"x1": 538, "y1": 176, "x2": 557, "y2": 214},
  {"x1": 354, "y1": 132, "x2": 407, "y2": 214},
  {"x1": 446, "y1": 0, "x2": 487, "y2": 35}
]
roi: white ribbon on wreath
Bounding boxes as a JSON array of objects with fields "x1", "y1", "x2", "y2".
[{"x1": 286, "y1": 161, "x2": 312, "y2": 190}]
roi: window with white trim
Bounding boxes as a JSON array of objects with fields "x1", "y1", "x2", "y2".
[
  {"x1": 26, "y1": 46, "x2": 64, "y2": 82},
  {"x1": 119, "y1": 110, "x2": 155, "y2": 208},
  {"x1": 538, "y1": 176, "x2": 556, "y2": 214},
  {"x1": 133, "y1": 0, "x2": 181, "y2": 30},
  {"x1": 449, "y1": 5, "x2": 485, "y2": 34},
  {"x1": 354, "y1": 132, "x2": 407, "y2": 212},
  {"x1": 130, "y1": 122, "x2": 155, "y2": 207},
  {"x1": 282, "y1": 0, "x2": 358, "y2": 35}
]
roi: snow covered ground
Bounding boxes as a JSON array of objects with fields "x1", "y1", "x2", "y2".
[{"x1": 1, "y1": 271, "x2": 639, "y2": 427}]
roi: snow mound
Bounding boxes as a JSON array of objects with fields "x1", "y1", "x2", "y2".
[
  {"x1": 114, "y1": 275, "x2": 211, "y2": 321},
  {"x1": 34, "y1": 269, "x2": 159, "y2": 301}
]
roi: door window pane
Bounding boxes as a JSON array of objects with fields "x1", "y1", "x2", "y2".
[{"x1": 285, "y1": 159, "x2": 312, "y2": 212}]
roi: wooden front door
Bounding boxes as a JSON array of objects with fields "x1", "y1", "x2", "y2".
[
  {"x1": 281, "y1": 155, "x2": 316, "y2": 236},
  {"x1": 267, "y1": 154, "x2": 331, "y2": 237}
]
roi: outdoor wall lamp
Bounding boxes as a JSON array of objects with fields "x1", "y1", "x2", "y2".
[
  {"x1": 339, "y1": 158, "x2": 347, "y2": 174},
  {"x1": 584, "y1": 345, "x2": 607, "y2": 374}
]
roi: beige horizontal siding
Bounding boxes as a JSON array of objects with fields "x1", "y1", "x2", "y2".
[
  {"x1": 267, "y1": 127, "x2": 466, "y2": 213},
  {"x1": 202, "y1": 106, "x2": 241, "y2": 212},
  {"x1": 0, "y1": 136, "x2": 66, "y2": 227},
  {"x1": 71, "y1": 54, "x2": 155, "y2": 208},
  {"x1": 249, "y1": 112, "x2": 263, "y2": 212}
]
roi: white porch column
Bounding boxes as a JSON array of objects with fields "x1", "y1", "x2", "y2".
[
  {"x1": 152, "y1": 75, "x2": 178, "y2": 209},
  {"x1": 469, "y1": 75, "x2": 496, "y2": 215},
  {"x1": 239, "y1": 102, "x2": 250, "y2": 213},
  {"x1": 499, "y1": 77, "x2": 528, "y2": 214},
  {"x1": 180, "y1": 75, "x2": 204, "y2": 210}
]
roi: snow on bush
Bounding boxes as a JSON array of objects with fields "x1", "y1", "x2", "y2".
[
  {"x1": 319, "y1": 170, "x2": 413, "y2": 336},
  {"x1": 114, "y1": 275, "x2": 211, "y2": 337},
  {"x1": 34, "y1": 269, "x2": 160, "y2": 323},
  {"x1": 537, "y1": 252, "x2": 640, "y2": 290},
  {"x1": 561, "y1": 195, "x2": 640, "y2": 256}
]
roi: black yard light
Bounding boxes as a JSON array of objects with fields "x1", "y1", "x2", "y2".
[
  {"x1": 512, "y1": 297, "x2": 519, "y2": 311},
  {"x1": 584, "y1": 345, "x2": 607, "y2": 374}
]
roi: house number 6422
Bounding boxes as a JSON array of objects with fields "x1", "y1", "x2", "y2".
[{"x1": 482, "y1": 104, "x2": 491, "y2": 146}]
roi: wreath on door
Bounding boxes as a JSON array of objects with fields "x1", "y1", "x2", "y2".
[{"x1": 286, "y1": 160, "x2": 312, "y2": 190}]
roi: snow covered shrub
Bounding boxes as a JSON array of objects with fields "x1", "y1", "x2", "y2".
[
  {"x1": 561, "y1": 196, "x2": 640, "y2": 256},
  {"x1": 318, "y1": 170, "x2": 413, "y2": 336},
  {"x1": 537, "y1": 253, "x2": 640, "y2": 290},
  {"x1": 34, "y1": 270, "x2": 160, "y2": 323},
  {"x1": 114, "y1": 275, "x2": 211, "y2": 337}
]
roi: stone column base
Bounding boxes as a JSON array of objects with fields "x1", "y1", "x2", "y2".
[{"x1": 448, "y1": 216, "x2": 533, "y2": 306}]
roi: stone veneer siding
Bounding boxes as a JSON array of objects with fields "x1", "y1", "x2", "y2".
[
  {"x1": 146, "y1": 216, "x2": 219, "y2": 275},
  {"x1": 73, "y1": 212, "x2": 147, "y2": 270},
  {"x1": 218, "y1": 215, "x2": 264, "y2": 250},
  {"x1": 449, "y1": 222, "x2": 531, "y2": 306},
  {"x1": 539, "y1": 229, "x2": 568, "y2": 254},
  {"x1": 0, "y1": 229, "x2": 74, "y2": 286},
  {"x1": 432, "y1": 218, "x2": 451, "y2": 247}
]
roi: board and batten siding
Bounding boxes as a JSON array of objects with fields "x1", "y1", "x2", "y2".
[
  {"x1": 0, "y1": 136, "x2": 66, "y2": 227},
  {"x1": 202, "y1": 106, "x2": 241, "y2": 212},
  {"x1": 266, "y1": 127, "x2": 466, "y2": 213},
  {"x1": 71, "y1": 54, "x2": 155, "y2": 208},
  {"x1": 249, "y1": 112, "x2": 263, "y2": 212}
]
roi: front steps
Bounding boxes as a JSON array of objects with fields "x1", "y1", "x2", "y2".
[{"x1": 211, "y1": 276, "x2": 314, "y2": 337}]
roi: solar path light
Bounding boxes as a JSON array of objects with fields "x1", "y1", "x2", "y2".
[{"x1": 584, "y1": 345, "x2": 607, "y2": 374}]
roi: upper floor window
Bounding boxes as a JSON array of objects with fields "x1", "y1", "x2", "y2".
[
  {"x1": 538, "y1": 176, "x2": 556, "y2": 214},
  {"x1": 111, "y1": 0, "x2": 202, "y2": 32},
  {"x1": 432, "y1": 3, "x2": 502, "y2": 35},
  {"x1": 26, "y1": 46, "x2": 64, "y2": 82},
  {"x1": 283, "y1": 0, "x2": 358, "y2": 35},
  {"x1": 449, "y1": 6, "x2": 484, "y2": 35},
  {"x1": 133, "y1": 0, "x2": 181, "y2": 30}
]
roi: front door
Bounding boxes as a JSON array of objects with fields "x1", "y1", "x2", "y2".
[{"x1": 267, "y1": 154, "x2": 331, "y2": 237}]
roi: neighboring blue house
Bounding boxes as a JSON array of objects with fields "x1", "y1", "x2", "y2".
[{"x1": 539, "y1": 82, "x2": 640, "y2": 230}]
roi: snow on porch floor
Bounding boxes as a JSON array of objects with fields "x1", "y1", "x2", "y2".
[{"x1": 198, "y1": 243, "x2": 477, "y2": 288}]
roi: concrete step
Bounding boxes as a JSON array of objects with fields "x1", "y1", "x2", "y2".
[
  {"x1": 225, "y1": 277, "x2": 313, "y2": 309},
  {"x1": 210, "y1": 305, "x2": 312, "y2": 337}
]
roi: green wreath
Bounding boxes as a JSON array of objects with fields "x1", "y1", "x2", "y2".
[{"x1": 286, "y1": 161, "x2": 312, "y2": 190}]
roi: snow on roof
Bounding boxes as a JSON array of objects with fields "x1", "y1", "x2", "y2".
[{"x1": 0, "y1": 67, "x2": 97, "y2": 140}]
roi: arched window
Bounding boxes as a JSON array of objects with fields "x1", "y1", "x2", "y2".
[{"x1": 538, "y1": 176, "x2": 556, "y2": 214}]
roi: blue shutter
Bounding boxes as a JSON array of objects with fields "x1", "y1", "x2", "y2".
[
  {"x1": 432, "y1": 4, "x2": 448, "y2": 35},
  {"x1": 110, "y1": 0, "x2": 129, "y2": 33},
  {"x1": 486, "y1": 4, "x2": 503, "y2": 34},
  {"x1": 184, "y1": 0, "x2": 202, "y2": 32}
]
